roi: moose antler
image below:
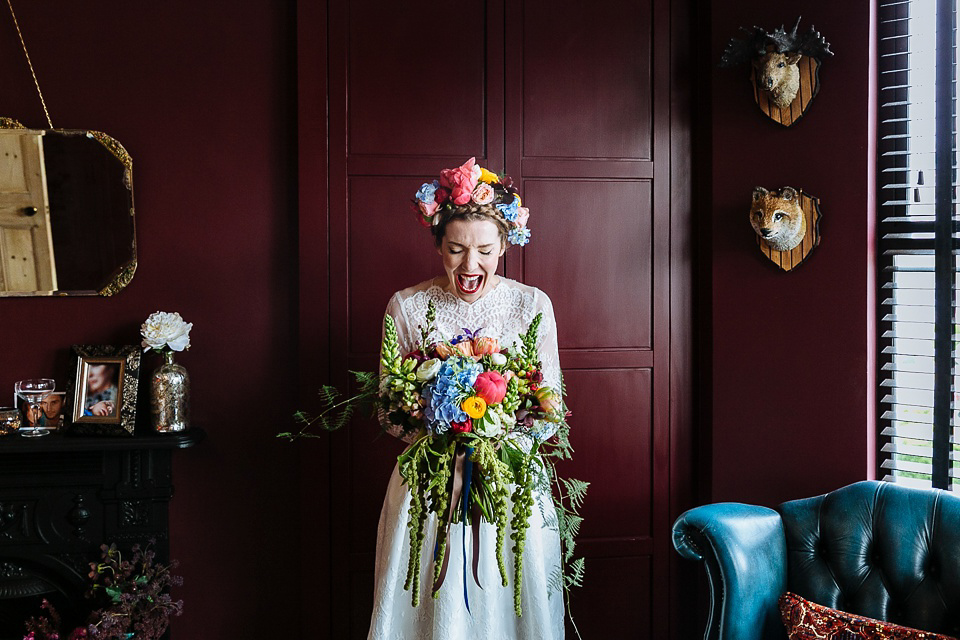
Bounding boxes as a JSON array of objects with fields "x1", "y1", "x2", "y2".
[
  {"x1": 720, "y1": 17, "x2": 833, "y2": 67},
  {"x1": 767, "y1": 16, "x2": 834, "y2": 59},
  {"x1": 720, "y1": 26, "x2": 770, "y2": 67}
]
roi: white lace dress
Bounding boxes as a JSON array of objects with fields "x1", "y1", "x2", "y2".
[{"x1": 367, "y1": 277, "x2": 565, "y2": 640}]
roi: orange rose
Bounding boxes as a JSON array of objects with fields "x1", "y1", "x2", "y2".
[
  {"x1": 432, "y1": 342, "x2": 456, "y2": 360},
  {"x1": 455, "y1": 341, "x2": 475, "y2": 358},
  {"x1": 472, "y1": 336, "x2": 500, "y2": 356}
]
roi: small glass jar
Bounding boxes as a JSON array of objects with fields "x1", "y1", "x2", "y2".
[{"x1": 0, "y1": 407, "x2": 21, "y2": 435}]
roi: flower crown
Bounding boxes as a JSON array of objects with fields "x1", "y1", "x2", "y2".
[{"x1": 412, "y1": 157, "x2": 531, "y2": 246}]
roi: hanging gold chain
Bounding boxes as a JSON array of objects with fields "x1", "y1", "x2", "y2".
[{"x1": 6, "y1": 0, "x2": 53, "y2": 128}]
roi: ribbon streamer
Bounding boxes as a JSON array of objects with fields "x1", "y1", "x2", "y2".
[{"x1": 432, "y1": 443, "x2": 484, "y2": 607}]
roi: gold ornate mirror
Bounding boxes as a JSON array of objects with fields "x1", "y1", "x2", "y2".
[{"x1": 0, "y1": 118, "x2": 135, "y2": 296}]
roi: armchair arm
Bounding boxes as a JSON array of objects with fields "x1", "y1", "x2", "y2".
[{"x1": 673, "y1": 503, "x2": 788, "y2": 640}]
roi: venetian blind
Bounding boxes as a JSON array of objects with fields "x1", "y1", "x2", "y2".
[{"x1": 877, "y1": 0, "x2": 959, "y2": 490}]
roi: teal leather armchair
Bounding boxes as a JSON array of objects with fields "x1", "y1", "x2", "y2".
[{"x1": 672, "y1": 481, "x2": 960, "y2": 640}]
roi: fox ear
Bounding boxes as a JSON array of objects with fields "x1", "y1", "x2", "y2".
[
  {"x1": 752, "y1": 187, "x2": 768, "y2": 201},
  {"x1": 786, "y1": 52, "x2": 802, "y2": 65},
  {"x1": 780, "y1": 187, "x2": 798, "y2": 201}
]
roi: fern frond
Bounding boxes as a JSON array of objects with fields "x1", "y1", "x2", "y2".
[
  {"x1": 318, "y1": 385, "x2": 340, "y2": 408},
  {"x1": 565, "y1": 557, "x2": 586, "y2": 589},
  {"x1": 547, "y1": 566, "x2": 564, "y2": 595},
  {"x1": 279, "y1": 371, "x2": 378, "y2": 442},
  {"x1": 561, "y1": 478, "x2": 590, "y2": 512}
]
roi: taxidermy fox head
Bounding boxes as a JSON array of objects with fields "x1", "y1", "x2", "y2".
[{"x1": 750, "y1": 186, "x2": 806, "y2": 251}]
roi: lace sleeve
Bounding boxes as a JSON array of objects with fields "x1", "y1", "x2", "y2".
[
  {"x1": 378, "y1": 293, "x2": 424, "y2": 443},
  {"x1": 531, "y1": 290, "x2": 563, "y2": 441}
]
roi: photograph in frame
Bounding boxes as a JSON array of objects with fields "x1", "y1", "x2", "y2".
[
  {"x1": 16, "y1": 390, "x2": 66, "y2": 432},
  {"x1": 65, "y1": 345, "x2": 140, "y2": 436}
]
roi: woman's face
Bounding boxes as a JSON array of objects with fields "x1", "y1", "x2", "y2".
[
  {"x1": 87, "y1": 364, "x2": 114, "y2": 394},
  {"x1": 439, "y1": 218, "x2": 505, "y2": 303}
]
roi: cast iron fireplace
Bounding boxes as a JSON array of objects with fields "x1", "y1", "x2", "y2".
[{"x1": 0, "y1": 430, "x2": 201, "y2": 639}]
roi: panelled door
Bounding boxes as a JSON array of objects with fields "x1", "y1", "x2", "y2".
[
  {"x1": 297, "y1": 0, "x2": 692, "y2": 636},
  {"x1": 0, "y1": 131, "x2": 56, "y2": 293}
]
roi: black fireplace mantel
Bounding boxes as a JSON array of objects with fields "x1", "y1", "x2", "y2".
[{"x1": 0, "y1": 428, "x2": 203, "y2": 638}]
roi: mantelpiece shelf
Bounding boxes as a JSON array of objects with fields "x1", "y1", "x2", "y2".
[{"x1": 0, "y1": 427, "x2": 204, "y2": 453}]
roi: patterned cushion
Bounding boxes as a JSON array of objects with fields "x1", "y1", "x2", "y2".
[{"x1": 779, "y1": 592, "x2": 958, "y2": 640}]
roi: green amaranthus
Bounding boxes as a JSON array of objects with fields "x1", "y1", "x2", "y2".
[{"x1": 282, "y1": 301, "x2": 588, "y2": 635}]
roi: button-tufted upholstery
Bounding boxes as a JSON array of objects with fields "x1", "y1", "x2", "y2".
[{"x1": 672, "y1": 481, "x2": 960, "y2": 640}]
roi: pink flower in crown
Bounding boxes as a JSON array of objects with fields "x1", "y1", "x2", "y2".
[
  {"x1": 412, "y1": 201, "x2": 432, "y2": 227},
  {"x1": 418, "y1": 199, "x2": 439, "y2": 218},
  {"x1": 515, "y1": 206, "x2": 530, "y2": 229},
  {"x1": 440, "y1": 157, "x2": 481, "y2": 206},
  {"x1": 472, "y1": 182, "x2": 496, "y2": 206}
]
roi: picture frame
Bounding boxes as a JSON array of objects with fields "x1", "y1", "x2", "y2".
[
  {"x1": 16, "y1": 390, "x2": 66, "y2": 432},
  {"x1": 65, "y1": 345, "x2": 141, "y2": 436}
]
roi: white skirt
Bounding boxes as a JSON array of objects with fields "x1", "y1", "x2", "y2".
[{"x1": 367, "y1": 463, "x2": 565, "y2": 640}]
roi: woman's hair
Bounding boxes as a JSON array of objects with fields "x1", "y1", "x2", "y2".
[{"x1": 430, "y1": 203, "x2": 511, "y2": 248}]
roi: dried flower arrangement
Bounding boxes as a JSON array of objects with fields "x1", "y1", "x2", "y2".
[{"x1": 24, "y1": 540, "x2": 183, "y2": 640}]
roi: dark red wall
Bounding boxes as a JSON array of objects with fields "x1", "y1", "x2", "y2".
[
  {"x1": 0, "y1": 2, "x2": 299, "y2": 637},
  {"x1": 705, "y1": 0, "x2": 876, "y2": 506},
  {"x1": 0, "y1": 0, "x2": 879, "y2": 635}
]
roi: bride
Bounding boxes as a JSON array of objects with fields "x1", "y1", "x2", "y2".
[{"x1": 367, "y1": 158, "x2": 565, "y2": 639}]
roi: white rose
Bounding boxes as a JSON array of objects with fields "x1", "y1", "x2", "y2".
[
  {"x1": 491, "y1": 352, "x2": 507, "y2": 366},
  {"x1": 475, "y1": 404, "x2": 503, "y2": 437},
  {"x1": 416, "y1": 358, "x2": 442, "y2": 382},
  {"x1": 141, "y1": 311, "x2": 193, "y2": 352}
]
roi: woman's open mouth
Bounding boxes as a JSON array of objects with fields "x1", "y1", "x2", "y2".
[{"x1": 456, "y1": 274, "x2": 483, "y2": 295}]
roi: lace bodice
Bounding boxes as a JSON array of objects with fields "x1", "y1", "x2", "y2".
[{"x1": 381, "y1": 277, "x2": 562, "y2": 441}]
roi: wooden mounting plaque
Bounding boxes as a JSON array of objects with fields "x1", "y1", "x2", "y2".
[
  {"x1": 750, "y1": 55, "x2": 821, "y2": 127},
  {"x1": 756, "y1": 190, "x2": 822, "y2": 271}
]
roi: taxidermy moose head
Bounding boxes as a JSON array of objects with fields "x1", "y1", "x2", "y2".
[
  {"x1": 750, "y1": 186, "x2": 805, "y2": 251},
  {"x1": 754, "y1": 50, "x2": 802, "y2": 108},
  {"x1": 721, "y1": 17, "x2": 832, "y2": 117}
]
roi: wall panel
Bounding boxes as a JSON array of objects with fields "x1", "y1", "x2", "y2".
[
  {"x1": 521, "y1": 0, "x2": 653, "y2": 160},
  {"x1": 347, "y1": 0, "x2": 487, "y2": 157},
  {"x1": 307, "y1": 0, "x2": 691, "y2": 636},
  {"x1": 524, "y1": 179, "x2": 653, "y2": 350}
]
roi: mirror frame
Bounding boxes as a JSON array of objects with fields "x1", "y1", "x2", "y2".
[{"x1": 0, "y1": 117, "x2": 136, "y2": 296}]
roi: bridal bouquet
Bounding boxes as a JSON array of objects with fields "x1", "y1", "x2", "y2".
[
  {"x1": 281, "y1": 302, "x2": 587, "y2": 619},
  {"x1": 379, "y1": 304, "x2": 573, "y2": 613}
]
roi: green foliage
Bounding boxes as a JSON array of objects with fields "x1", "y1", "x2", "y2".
[
  {"x1": 277, "y1": 372, "x2": 378, "y2": 442},
  {"x1": 518, "y1": 313, "x2": 543, "y2": 369},
  {"x1": 418, "y1": 300, "x2": 438, "y2": 349},
  {"x1": 561, "y1": 478, "x2": 589, "y2": 513}
]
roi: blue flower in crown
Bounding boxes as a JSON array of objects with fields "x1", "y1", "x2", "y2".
[
  {"x1": 496, "y1": 199, "x2": 520, "y2": 222},
  {"x1": 423, "y1": 357, "x2": 483, "y2": 435},
  {"x1": 416, "y1": 180, "x2": 440, "y2": 204},
  {"x1": 508, "y1": 227, "x2": 531, "y2": 246}
]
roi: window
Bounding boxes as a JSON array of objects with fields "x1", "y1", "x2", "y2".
[{"x1": 877, "y1": 0, "x2": 959, "y2": 490}]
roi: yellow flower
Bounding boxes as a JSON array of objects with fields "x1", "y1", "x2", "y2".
[
  {"x1": 462, "y1": 396, "x2": 487, "y2": 420},
  {"x1": 479, "y1": 167, "x2": 500, "y2": 184}
]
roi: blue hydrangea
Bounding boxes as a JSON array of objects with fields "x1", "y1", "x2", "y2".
[
  {"x1": 416, "y1": 180, "x2": 440, "y2": 204},
  {"x1": 423, "y1": 357, "x2": 483, "y2": 435},
  {"x1": 496, "y1": 199, "x2": 520, "y2": 222},
  {"x1": 508, "y1": 227, "x2": 531, "y2": 246}
]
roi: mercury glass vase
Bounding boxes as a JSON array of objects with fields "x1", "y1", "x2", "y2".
[{"x1": 151, "y1": 350, "x2": 190, "y2": 432}]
